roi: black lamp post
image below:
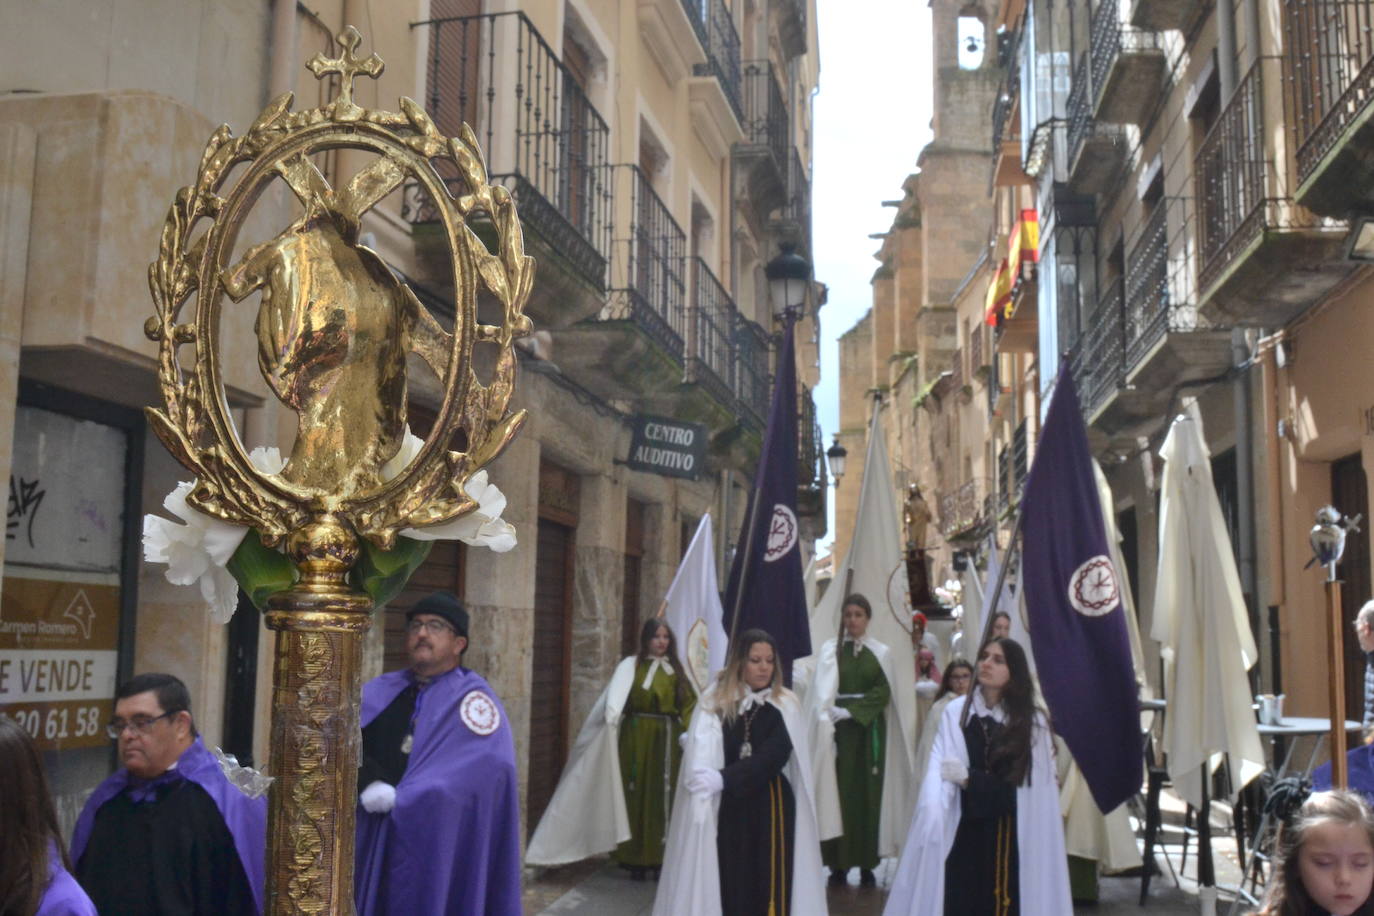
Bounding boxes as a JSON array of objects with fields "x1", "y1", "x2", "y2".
[
  {"x1": 765, "y1": 243, "x2": 811, "y2": 325},
  {"x1": 825, "y1": 435, "x2": 847, "y2": 483}
]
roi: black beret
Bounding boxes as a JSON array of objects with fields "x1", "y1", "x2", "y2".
[{"x1": 406, "y1": 591, "x2": 468, "y2": 638}]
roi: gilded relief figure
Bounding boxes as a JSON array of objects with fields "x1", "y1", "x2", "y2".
[{"x1": 221, "y1": 154, "x2": 451, "y2": 495}]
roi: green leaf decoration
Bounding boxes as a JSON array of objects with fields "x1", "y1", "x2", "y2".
[
  {"x1": 226, "y1": 529, "x2": 296, "y2": 612},
  {"x1": 351, "y1": 536, "x2": 433, "y2": 610}
]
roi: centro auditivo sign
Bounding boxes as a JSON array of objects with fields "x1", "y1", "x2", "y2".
[{"x1": 623, "y1": 416, "x2": 708, "y2": 480}]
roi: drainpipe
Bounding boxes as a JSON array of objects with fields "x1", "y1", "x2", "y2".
[
  {"x1": 1234, "y1": 329, "x2": 1260, "y2": 662},
  {"x1": 270, "y1": 0, "x2": 300, "y2": 98},
  {"x1": 1260, "y1": 338, "x2": 1287, "y2": 693}
]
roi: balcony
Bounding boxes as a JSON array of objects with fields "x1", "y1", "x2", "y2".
[
  {"x1": 404, "y1": 12, "x2": 612, "y2": 327},
  {"x1": 776, "y1": 0, "x2": 808, "y2": 59},
  {"x1": 1196, "y1": 63, "x2": 1351, "y2": 328},
  {"x1": 1078, "y1": 277, "x2": 1126, "y2": 422},
  {"x1": 1288, "y1": 0, "x2": 1374, "y2": 216},
  {"x1": 774, "y1": 150, "x2": 813, "y2": 257},
  {"x1": 1129, "y1": 0, "x2": 1199, "y2": 29},
  {"x1": 1089, "y1": 0, "x2": 1166, "y2": 125},
  {"x1": 1067, "y1": 57, "x2": 1128, "y2": 194},
  {"x1": 735, "y1": 61, "x2": 790, "y2": 214},
  {"x1": 938, "y1": 478, "x2": 993, "y2": 543},
  {"x1": 797, "y1": 390, "x2": 827, "y2": 528},
  {"x1": 636, "y1": 0, "x2": 708, "y2": 83},
  {"x1": 1121, "y1": 198, "x2": 1231, "y2": 413},
  {"x1": 556, "y1": 166, "x2": 688, "y2": 400},
  {"x1": 683, "y1": 258, "x2": 739, "y2": 416},
  {"x1": 686, "y1": 0, "x2": 745, "y2": 157},
  {"x1": 991, "y1": 23, "x2": 1029, "y2": 187},
  {"x1": 733, "y1": 317, "x2": 771, "y2": 432}
]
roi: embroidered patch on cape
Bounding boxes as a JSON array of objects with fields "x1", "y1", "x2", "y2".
[{"x1": 460, "y1": 690, "x2": 501, "y2": 736}]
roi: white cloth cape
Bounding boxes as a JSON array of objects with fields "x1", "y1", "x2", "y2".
[
  {"x1": 525, "y1": 656, "x2": 639, "y2": 865},
  {"x1": 913, "y1": 693, "x2": 957, "y2": 790},
  {"x1": 805, "y1": 636, "x2": 916, "y2": 853},
  {"x1": 883, "y1": 690, "x2": 1073, "y2": 916},
  {"x1": 652, "y1": 686, "x2": 828, "y2": 916}
]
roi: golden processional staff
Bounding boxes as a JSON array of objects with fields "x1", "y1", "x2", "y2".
[{"x1": 142, "y1": 27, "x2": 533, "y2": 913}]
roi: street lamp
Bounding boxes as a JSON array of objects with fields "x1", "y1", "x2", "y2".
[
  {"x1": 765, "y1": 243, "x2": 811, "y2": 323},
  {"x1": 826, "y1": 435, "x2": 847, "y2": 482}
]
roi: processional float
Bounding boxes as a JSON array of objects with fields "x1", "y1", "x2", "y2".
[{"x1": 143, "y1": 27, "x2": 532, "y2": 913}]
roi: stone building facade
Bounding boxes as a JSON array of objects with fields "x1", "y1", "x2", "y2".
[{"x1": 0, "y1": 0, "x2": 825, "y2": 842}]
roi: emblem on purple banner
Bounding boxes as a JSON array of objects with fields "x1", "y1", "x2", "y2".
[
  {"x1": 765, "y1": 505, "x2": 799, "y2": 562},
  {"x1": 1068, "y1": 555, "x2": 1119, "y2": 616}
]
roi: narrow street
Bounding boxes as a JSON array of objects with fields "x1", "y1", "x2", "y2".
[{"x1": 526, "y1": 858, "x2": 1208, "y2": 915}]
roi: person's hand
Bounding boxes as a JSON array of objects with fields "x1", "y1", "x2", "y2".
[
  {"x1": 679, "y1": 732, "x2": 689, "y2": 749},
  {"x1": 827, "y1": 706, "x2": 853, "y2": 724},
  {"x1": 360, "y1": 781, "x2": 397, "y2": 814},
  {"x1": 939, "y1": 759, "x2": 968, "y2": 786},
  {"x1": 686, "y1": 767, "x2": 723, "y2": 797}
]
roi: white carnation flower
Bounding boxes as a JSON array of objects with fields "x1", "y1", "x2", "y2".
[
  {"x1": 402, "y1": 469, "x2": 517, "y2": 552},
  {"x1": 141, "y1": 446, "x2": 285, "y2": 624}
]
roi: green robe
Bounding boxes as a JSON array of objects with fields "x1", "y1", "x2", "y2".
[
  {"x1": 613, "y1": 659, "x2": 695, "y2": 867},
  {"x1": 822, "y1": 642, "x2": 890, "y2": 871}
]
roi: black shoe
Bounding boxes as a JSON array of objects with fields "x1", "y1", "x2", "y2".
[
  {"x1": 828, "y1": 869, "x2": 847, "y2": 887},
  {"x1": 859, "y1": 869, "x2": 876, "y2": 887}
]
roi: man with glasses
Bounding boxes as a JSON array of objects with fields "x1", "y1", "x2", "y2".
[
  {"x1": 69, "y1": 672, "x2": 267, "y2": 914},
  {"x1": 354, "y1": 591, "x2": 521, "y2": 915}
]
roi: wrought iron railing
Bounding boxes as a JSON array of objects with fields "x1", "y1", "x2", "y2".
[
  {"x1": 1089, "y1": 0, "x2": 1162, "y2": 106},
  {"x1": 405, "y1": 12, "x2": 612, "y2": 290},
  {"x1": 741, "y1": 60, "x2": 790, "y2": 174},
  {"x1": 950, "y1": 347, "x2": 965, "y2": 391},
  {"x1": 691, "y1": 0, "x2": 744, "y2": 122},
  {"x1": 1196, "y1": 64, "x2": 1267, "y2": 294},
  {"x1": 997, "y1": 443, "x2": 1011, "y2": 512},
  {"x1": 1081, "y1": 277, "x2": 1126, "y2": 416},
  {"x1": 1067, "y1": 56, "x2": 1093, "y2": 166},
  {"x1": 734, "y1": 318, "x2": 771, "y2": 430},
  {"x1": 939, "y1": 478, "x2": 991, "y2": 537},
  {"x1": 784, "y1": 150, "x2": 813, "y2": 256},
  {"x1": 1012, "y1": 420, "x2": 1029, "y2": 494},
  {"x1": 604, "y1": 165, "x2": 688, "y2": 359},
  {"x1": 1124, "y1": 199, "x2": 1201, "y2": 368},
  {"x1": 680, "y1": 0, "x2": 710, "y2": 48},
  {"x1": 992, "y1": 23, "x2": 1024, "y2": 151},
  {"x1": 970, "y1": 321, "x2": 986, "y2": 375},
  {"x1": 1287, "y1": 0, "x2": 1374, "y2": 183},
  {"x1": 688, "y1": 258, "x2": 738, "y2": 407},
  {"x1": 798, "y1": 389, "x2": 827, "y2": 496}
]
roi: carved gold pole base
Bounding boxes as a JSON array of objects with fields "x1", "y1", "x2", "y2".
[{"x1": 264, "y1": 519, "x2": 373, "y2": 915}]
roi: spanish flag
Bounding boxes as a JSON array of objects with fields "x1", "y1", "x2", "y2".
[
  {"x1": 984, "y1": 258, "x2": 1012, "y2": 326},
  {"x1": 1007, "y1": 208, "x2": 1040, "y2": 280}
]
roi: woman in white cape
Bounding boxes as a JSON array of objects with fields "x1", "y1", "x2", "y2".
[
  {"x1": 653, "y1": 629, "x2": 828, "y2": 916},
  {"x1": 526, "y1": 619, "x2": 695, "y2": 872},
  {"x1": 885, "y1": 636, "x2": 1071, "y2": 916},
  {"x1": 806, "y1": 593, "x2": 916, "y2": 887},
  {"x1": 912, "y1": 659, "x2": 974, "y2": 789}
]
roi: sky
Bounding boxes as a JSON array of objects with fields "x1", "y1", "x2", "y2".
[{"x1": 811, "y1": 0, "x2": 934, "y2": 555}]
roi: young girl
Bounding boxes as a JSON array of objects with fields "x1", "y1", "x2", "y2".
[{"x1": 1254, "y1": 789, "x2": 1374, "y2": 916}]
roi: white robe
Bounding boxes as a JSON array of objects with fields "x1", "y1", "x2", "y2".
[
  {"x1": 883, "y1": 690, "x2": 1073, "y2": 916},
  {"x1": 653, "y1": 686, "x2": 829, "y2": 916},
  {"x1": 805, "y1": 636, "x2": 916, "y2": 853},
  {"x1": 526, "y1": 656, "x2": 641, "y2": 865}
]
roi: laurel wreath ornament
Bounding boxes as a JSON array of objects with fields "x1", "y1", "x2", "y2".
[{"x1": 142, "y1": 27, "x2": 532, "y2": 618}]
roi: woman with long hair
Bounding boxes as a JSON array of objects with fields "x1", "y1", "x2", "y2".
[
  {"x1": 0, "y1": 716, "x2": 96, "y2": 916},
  {"x1": 653, "y1": 629, "x2": 828, "y2": 916},
  {"x1": 809, "y1": 593, "x2": 914, "y2": 888},
  {"x1": 913, "y1": 659, "x2": 974, "y2": 788},
  {"x1": 527, "y1": 618, "x2": 695, "y2": 877},
  {"x1": 884, "y1": 637, "x2": 1072, "y2": 915}
]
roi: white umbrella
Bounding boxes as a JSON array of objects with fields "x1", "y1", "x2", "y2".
[{"x1": 1151, "y1": 400, "x2": 1265, "y2": 811}]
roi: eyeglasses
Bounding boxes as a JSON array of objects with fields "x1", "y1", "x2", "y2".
[
  {"x1": 105, "y1": 710, "x2": 179, "y2": 740},
  {"x1": 406, "y1": 618, "x2": 455, "y2": 636},
  {"x1": 949, "y1": 672, "x2": 973, "y2": 681}
]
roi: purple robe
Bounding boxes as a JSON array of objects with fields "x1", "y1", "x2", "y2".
[
  {"x1": 355, "y1": 667, "x2": 522, "y2": 916},
  {"x1": 37, "y1": 843, "x2": 96, "y2": 916},
  {"x1": 70, "y1": 737, "x2": 267, "y2": 914}
]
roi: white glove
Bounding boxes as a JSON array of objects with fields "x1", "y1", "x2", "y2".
[
  {"x1": 686, "y1": 766, "x2": 724, "y2": 797},
  {"x1": 827, "y1": 706, "x2": 853, "y2": 724},
  {"x1": 679, "y1": 732, "x2": 689, "y2": 749},
  {"x1": 939, "y1": 759, "x2": 968, "y2": 785},
  {"x1": 360, "y1": 780, "x2": 397, "y2": 814}
]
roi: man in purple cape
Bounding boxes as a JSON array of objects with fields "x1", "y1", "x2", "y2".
[
  {"x1": 355, "y1": 591, "x2": 522, "y2": 915},
  {"x1": 70, "y1": 673, "x2": 267, "y2": 915}
]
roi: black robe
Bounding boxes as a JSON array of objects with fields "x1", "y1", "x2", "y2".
[
  {"x1": 75, "y1": 777, "x2": 255, "y2": 916},
  {"x1": 718, "y1": 702, "x2": 795, "y2": 916},
  {"x1": 359, "y1": 680, "x2": 419, "y2": 790},
  {"x1": 944, "y1": 712, "x2": 1020, "y2": 916}
]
